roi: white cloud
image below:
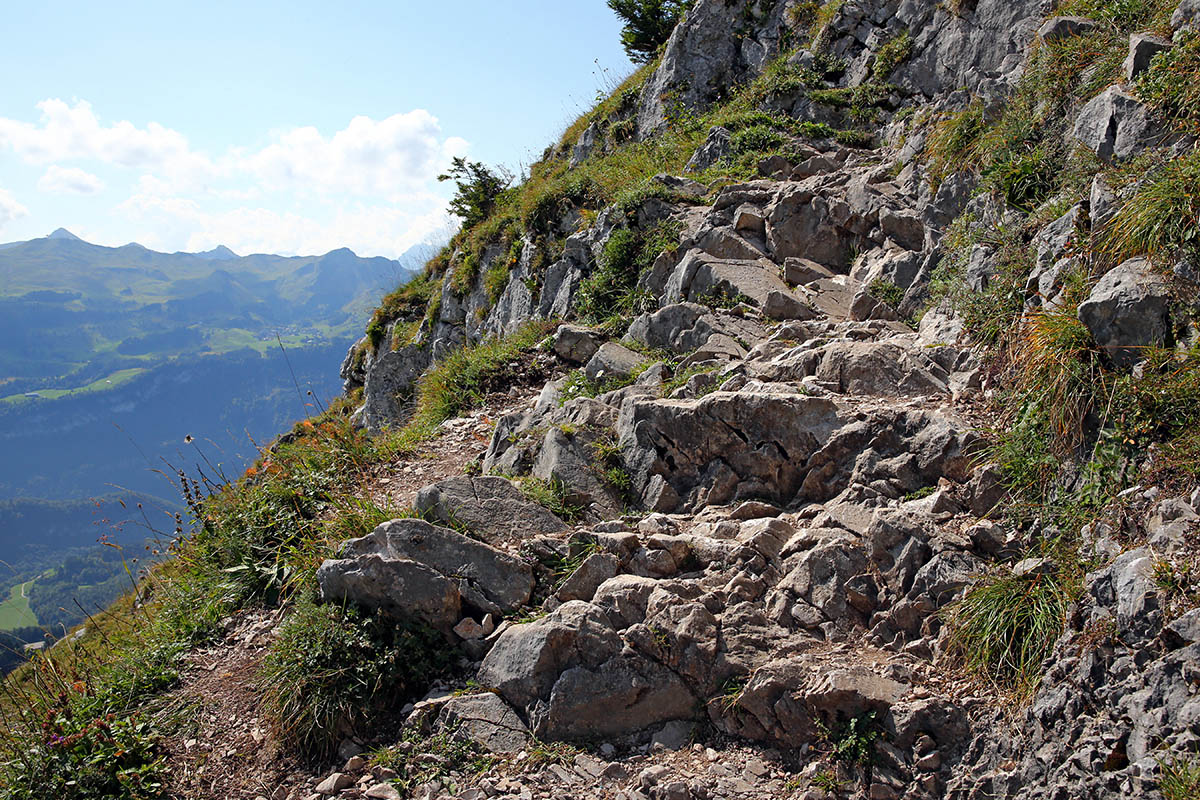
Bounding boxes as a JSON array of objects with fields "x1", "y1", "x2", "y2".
[
  {"x1": 0, "y1": 100, "x2": 469, "y2": 201},
  {"x1": 242, "y1": 111, "x2": 469, "y2": 199},
  {"x1": 0, "y1": 99, "x2": 196, "y2": 171},
  {"x1": 0, "y1": 188, "x2": 29, "y2": 232},
  {"x1": 38, "y1": 165, "x2": 105, "y2": 195},
  {"x1": 0, "y1": 99, "x2": 470, "y2": 257}
]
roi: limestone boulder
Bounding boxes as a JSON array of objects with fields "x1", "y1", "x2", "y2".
[
  {"x1": 320, "y1": 519, "x2": 534, "y2": 618},
  {"x1": 1073, "y1": 87, "x2": 1160, "y2": 161},
  {"x1": 414, "y1": 475, "x2": 568, "y2": 543},
  {"x1": 1077, "y1": 257, "x2": 1172, "y2": 367}
]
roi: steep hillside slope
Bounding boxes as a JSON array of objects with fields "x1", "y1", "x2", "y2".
[{"x1": 6, "y1": 1, "x2": 1200, "y2": 799}]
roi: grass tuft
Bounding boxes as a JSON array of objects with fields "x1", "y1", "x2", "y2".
[
  {"x1": 258, "y1": 601, "x2": 449, "y2": 758},
  {"x1": 944, "y1": 567, "x2": 1074, "y2": 694}
]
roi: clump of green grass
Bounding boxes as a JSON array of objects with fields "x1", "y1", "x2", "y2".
[
  {"x1": 1159, "y1": 750, "x2": 1200, "y2": 800},
  {"x1": 944, "y1": 567, "x2": 1074, "y2": 694},
  {"x1": 1013, "y1": 305, "x2": 1101, "y2": 450},
  {"x1": 867, "y1": 278, "x2": 905, "y2": 308},
  {"x1": 366, "y1": 271, "x2": 443, "y2": 349},
  {"x1": 1057, "y1": 0, "x2": 1175, "y2": 31},
  {"x1": 925, "y1": 215, "x2": 1031, "y2": 344},
  {"x1": 871, "y1": 30, "x2": 912, "y2": 80},
  {"x1": 259, "y1": 601, "x2": 449, "y2": 758},
  {"x1": 518, "y1": 477, "x2": 585, "y2": 522},
  {"x1": 924, "y1": 102, "x2": 987, "y2": 187},
  {"x1": 388, "y1": 320, "x2": 557, "y2": 452},
  {"x1": 663, "y1": 362, "x2": 721, "y2": 396},
  {"x1": 575, "y1": 219, "x2": 680, "y2": 326},
  {"x1": 372, "y1": 723, "x2": 496, "y2": 795},
  {"x1": 807, "y1": 0, "x2": 845, "y2": 47},
  {"x1": 1101, "y1": 148, "x2": 1200, "y2": 262},
  {"x1": 1137, "y1": 31, "x2": 1200, "y2": 121},
  {"x1": 194, "y1": 407, "x2": 384, "y2": 602}
]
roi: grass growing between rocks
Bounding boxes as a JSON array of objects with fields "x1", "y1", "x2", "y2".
[
  {"x1": 944, "y1": 568, "x2": 1076, "y2": 695},
  {"x1": 928, "y1": 0, "x2": 1200, "y2": 701},
  {"x1": 1101, "y1": 148, "x2": 1200, "y2": 263},
  {"x1": 258, "y1": 601, "x2": 450, "y2": 758},
  {"x1": 371, "y1": 724, "x2": 497, "y2": 796},
  {"x1": 378, "y1": 320, "x2": 559, "y2": 456},
  {"x1": 0, "y1": 396, "x2": 413, "y2": 798},
  {"x1": 1158, "y1": 750, "x2": 1200, "y2": 800},
  {"x1": 518, "y1": 477, "x2": 585, "y2": 522}
]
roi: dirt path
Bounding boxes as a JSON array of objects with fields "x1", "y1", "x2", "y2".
[{"x1": 157, "y1": 388, "x2": 544, "y2": 800}]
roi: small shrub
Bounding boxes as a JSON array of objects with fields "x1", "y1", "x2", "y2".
[
  {"x1": 867, "y1": 278, "x2": 905, "y2": 308},
  {"x1": 944, "y1": 567, "x2": 1073, "y2": 693},
  {"x1": 985, "y1": 143, "x2": 1059, "y2": 211},
  {"x1": 817, "y1": 710, "x2": 882, "y2": 768},
  {"x1": 259, "y1": 602, "x2": 450, "y2": 757},
  {"x1": 439, "y1": 157, "x2": 511, "y2": 228},
  {"x1": 834, "y1": 128, "x2": 875, "y2": 148}
]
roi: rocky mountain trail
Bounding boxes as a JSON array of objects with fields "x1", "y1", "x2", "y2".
[{"x1": 12, "y1": 1, "x2": 1200, "y2": 799}]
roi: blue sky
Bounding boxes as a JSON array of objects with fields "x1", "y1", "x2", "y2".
[{"x1": 0, "y1": 1, "x2": 632, "y2": 258}]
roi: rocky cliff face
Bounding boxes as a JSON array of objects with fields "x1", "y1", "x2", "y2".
[{"x1": 322, "y1": 1, "x2": 1200, "y2": 798}]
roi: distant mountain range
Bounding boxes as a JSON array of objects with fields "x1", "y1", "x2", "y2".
[
  {"x1": 0, "y1": 229, "x2": 436, "y2": 635},
  {"x1": 0, "y1": 230, "x2": 431, "y2": 400}
]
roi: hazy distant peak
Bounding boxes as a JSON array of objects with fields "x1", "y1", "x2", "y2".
[
  {"x1": 47, "y1": 228, "x2": 82, "y2": 241},
  {"x1": 194, "y1": 245, "x2": 239, "y2": 260}
]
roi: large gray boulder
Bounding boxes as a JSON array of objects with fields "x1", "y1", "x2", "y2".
[
  {"x1": 316, "y1": 553, "x2": 461, "y2": 628},
  {"x1": 751, "y1": 339, "x2": 951, "y2": 398},
  {"x1": 1077, "y1": 258, "x2": 1172, "y2": 367},
  {"x1": 623, "y1": 303, "x2": 767, "y2": 354},
  {"x1": 584, "y1": 342, "x2": 645, "y2": 383},
  {"x1": 552, "y1": 324, "x2": 604, "y2": 364},
  {"x1": 664, "y1": 250, "x2": 790, "y2": 308},
  {"x1": 478, "y1": 601, "x2": 622, "y2": 710},
  {"x1": 1123, "y1": 33, "x2": 1172, "y2": 80},
  {"x1": 319, "y1": 519, "x2": 535, "y2": 618},
  {"x1": 1037, "y1": 16, "x2": 1099, "y2": 41},
  {"x1": 619, "y1": 391, "x2": 845, "y2": 511},
  {"x1": 537, "y1": 654, "x2": 695, "y2": 740},
  {"x1": 477, "y1": 600, "x2": 694, "y2": 739},
  {"x1": 1072, "y1": 87, "x2": 1160, "y2": 161},
  {"x1": 726, "y1": 657, "x2": 909, "y2": 747},
  {"x1": 360, "y1": 342, "x2": 429, "y2": 433},
  {"x1": 414, "y1": 475, "x2": 568, "y2": 543},
  {"x1": 635, "y1": 0, "x2": 794, "y2": 137},
  {"x1": 437, "y1": 693, "x2": 530, "y2": 754}
]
